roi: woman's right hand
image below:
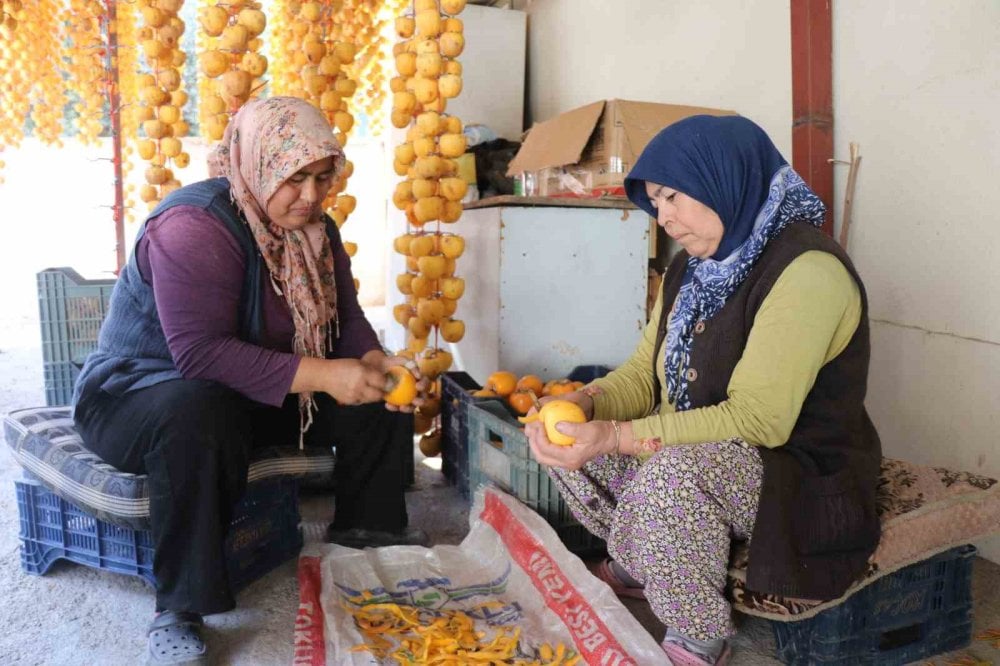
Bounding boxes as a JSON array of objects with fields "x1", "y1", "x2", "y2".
[{"x1": 322, "y1": 358, "x2": 387, "y2": 405}]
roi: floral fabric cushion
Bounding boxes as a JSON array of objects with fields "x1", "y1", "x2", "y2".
[
  {"x1": 3, "y1": 406, "x2": 336, "y2": 531},
  {"x1": 727, "y1": 457, "x2": 1000, "y2": 620}
]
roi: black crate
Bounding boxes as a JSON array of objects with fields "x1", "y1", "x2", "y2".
[
  {"x1": 441, "y1": 366, "x2": 613, "y2": 500},
  {"x1": 771, "y1": 545, "x2": 975, "y2": 665},
  {"x1": 467, "y1": 400, "x2": 606, "y2": 555},
  {"x1": 440, "y1": 371, "x2": 484, "y2": 499},
  {"x1": 567, "y1": 365, "x2": 612, "y2": 383}
]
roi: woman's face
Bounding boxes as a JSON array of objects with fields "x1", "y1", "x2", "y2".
[
  {"x1": 266, "y1": 156, "x2": 337, "y2": 230},
  {"x1": 645, "y1": 181, "x2": 724, "y2": 259}
]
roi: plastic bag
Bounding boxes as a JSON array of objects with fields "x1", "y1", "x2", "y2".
[{"x1": 294, "y1": 486, "x2": 665, "y2": 665}]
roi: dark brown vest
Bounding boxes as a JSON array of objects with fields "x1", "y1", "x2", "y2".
[{"x1": 654, "y1": 224, "x2": 881, "y2": 599}]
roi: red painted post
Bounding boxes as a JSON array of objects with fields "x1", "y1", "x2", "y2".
[{"x1": 790, "y1": 0, "x2": 834, "y2": 235}]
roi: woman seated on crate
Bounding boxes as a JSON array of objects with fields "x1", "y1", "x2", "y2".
[
  {"x1": 72, "y1": 96, "x2": 429, "y2": 664},
  {"x1": 523, "y1": 115, "x2": 882, "y2": 665}
]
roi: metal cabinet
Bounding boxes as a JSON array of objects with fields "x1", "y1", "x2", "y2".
[{"x1": 386, "y1": 198, "x2": 649, "y2": 383}]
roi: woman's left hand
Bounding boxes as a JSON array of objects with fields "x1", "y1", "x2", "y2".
[
  {"x1": 371, "y1": 353, "x2": 430, "y2": 413},
  {"x1": 524, "y1": 419, "x2": 616, "y2": 471}
]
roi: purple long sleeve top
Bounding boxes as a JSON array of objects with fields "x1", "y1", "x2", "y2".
[{"x1": 136, "y1": 205, "x2": 381, "y2": 407}]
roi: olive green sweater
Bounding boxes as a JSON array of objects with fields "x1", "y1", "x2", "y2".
[{"x1": 591, "y1": 250, "x2": 861, "y2": 450}]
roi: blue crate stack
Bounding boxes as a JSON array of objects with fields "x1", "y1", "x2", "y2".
[
  {"x1": 771, "y1": 545, "x2": 975, "y2": 665},
  {"x1": 17, "y1": 476, "x2": 302, "y2": 591}
]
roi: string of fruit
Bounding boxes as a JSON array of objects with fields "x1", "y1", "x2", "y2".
[
  {"x1": 342, "y1": 0, "x2": 405, "y2": 136},
  {"x1": 26, "y1": 0, "x2": 68, "y2": 147},
  {"x1": 390, "y1": 0, "x2": 468, "y2": 454},
  {"x1": 134, "y1": 0, "x2": 189, "y2": 211},
  {"x1": 0, "y1": 0, "x2": 27, "y2": 184},
  {"x1": 64, "y1": 0, "x2": 110, "y2": 146},
  {"x1": 197, "y1": 0, "x2": 268, "y2": 144},
  {"x1": 115, "y1": 0, "x2": 141, "y2": 224}
]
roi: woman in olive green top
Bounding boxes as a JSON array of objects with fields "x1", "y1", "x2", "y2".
[{"x1": 523, "y1": 116, "x2": 881, "y2": 665}]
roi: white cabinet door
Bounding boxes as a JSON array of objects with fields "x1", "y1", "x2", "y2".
[{"x1": 447, "y1": 204, "x2": 649, "y2": 382}]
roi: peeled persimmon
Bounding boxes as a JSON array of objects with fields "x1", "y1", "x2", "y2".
[
  {"x1": 486, "y1": 371, "x2": 517, "y2": 397},
  {"x1": 518, "y1": 400, "x2": 587, "y2": 446},
  {"x1": 384, "y1": 366, "x2": 418, "y2": 406}
]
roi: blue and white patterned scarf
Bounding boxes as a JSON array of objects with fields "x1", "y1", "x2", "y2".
[
  {"x1": 662, "y1": 166, "x2": 825, "y2": 410},
  {"x1": 624, "y1": 115, "x2": 827, "y2": 411}
]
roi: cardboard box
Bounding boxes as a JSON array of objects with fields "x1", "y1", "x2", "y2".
[{"x1": 506, "y1": 99, "x2": 737, "y2": 197}]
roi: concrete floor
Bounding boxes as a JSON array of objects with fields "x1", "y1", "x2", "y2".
[{"x1": 2, "y1": 318, "x2": 999, "y2": 665}]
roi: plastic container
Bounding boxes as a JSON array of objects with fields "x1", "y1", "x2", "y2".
[
  {"x1": 37, "y1": 268, "x2": 116, "y2": 406},
  {"x1": 771, "y1": 545, "x2": 975, "y2": 665},
  {"x1": 443, "y1": 366, "x2": 612, "y2": 501},
  {"x1": 440, "y1": 371, "x2": 485, "y2": 499},
  {"x1": 466, "y1": 400, "x2": 605, "y2": 555},
  {"x1": 16, "y1": 476, "x2": 302, "y2": 592},
  {"x1": 567, "y1": 365, "x2": 612, "y2": 383}
]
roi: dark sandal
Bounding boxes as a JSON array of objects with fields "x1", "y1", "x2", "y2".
[
  {"x1": 147, "y1": 611, "x2": 209, "y2": 665},
  {"x1": 590, "y1": 558, "x2": 647, "y2": 600}
]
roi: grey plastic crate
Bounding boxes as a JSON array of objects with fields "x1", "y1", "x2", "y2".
[
  {"x1": 466, "y1": 400, "x2": 605, "y2": 555},
  {"x1": 37, "y1": 268, "x2": 116, "y2": 406}
]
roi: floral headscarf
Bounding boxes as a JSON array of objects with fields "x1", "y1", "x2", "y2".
[
  {"x1": 625, "y1": 116, "x2": 826, "y2": 411},
  {"x1": 208, "y1": 97, "x2": 345, "y2": 433}
]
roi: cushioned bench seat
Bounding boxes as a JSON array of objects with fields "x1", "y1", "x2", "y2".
[
  {"x1": 3, "y1": 406, "x2": 336, "y2": 531},
  {"x1": 727, "y1": 457, "x2": 1000, "y2": 620}
]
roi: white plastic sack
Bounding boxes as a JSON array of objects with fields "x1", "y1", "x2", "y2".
[{"x1": 293, "y1": 486, "x2": 665, "y2": 665}]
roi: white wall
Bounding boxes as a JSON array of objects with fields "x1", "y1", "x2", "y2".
[
  {"x1": 521, "y1": 0, "x2": 792, "y2": 155},
  {"x1": 520, "y1": 0, "x2": 1000, "y2": 562},
  {"x1": 832, "y1": 0, "x2": 1000, "y2": 561}
]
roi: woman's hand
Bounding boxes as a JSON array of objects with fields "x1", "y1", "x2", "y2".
[
  {"x1": 362, "y1": 351, "x2": 430, "y2": 413},
  {"x1": 524, "y1": 418, "x2": 616, "y2": 471},
  {"x1": 322, "y1": 358, "x2": 388, "y2": 405}
]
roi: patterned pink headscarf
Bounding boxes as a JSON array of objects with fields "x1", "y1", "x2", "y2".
[{"x1": 208, "y1": 97, "x2": 345, "y2": 434}]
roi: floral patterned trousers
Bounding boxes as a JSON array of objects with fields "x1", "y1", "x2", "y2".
[{"x1": 548, "y1": 439, "x2": 763, "y2": 640}]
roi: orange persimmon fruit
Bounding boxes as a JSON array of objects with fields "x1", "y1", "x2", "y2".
[
  {"x1": 515, "y1": 374, "x2": 544, "y2": 397},
  {"x1": 384, "y1": 366, "x2": 418, "y2": 406},
  {"x1": 486, "y1": 370, "x2": 517, "y2": 397},
  {"x1": 507, "y1": 389, "x2": 537, "y2": 415}
]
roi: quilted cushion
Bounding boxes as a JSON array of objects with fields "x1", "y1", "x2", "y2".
[
  {"x1": 3, "y1": 406, "x2": 336, "y2": 531},
  {"x1": 727, "y1": 457, "x2": 1000, "y2": 620}
]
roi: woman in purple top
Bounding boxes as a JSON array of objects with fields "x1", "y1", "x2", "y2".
[{"x1": 73, "y1": 97, "x2": 426, "y2": 665}]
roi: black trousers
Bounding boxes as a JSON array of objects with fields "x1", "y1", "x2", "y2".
[{"x1": 74, "y1": 378, "x2": 411, "y2": 615}]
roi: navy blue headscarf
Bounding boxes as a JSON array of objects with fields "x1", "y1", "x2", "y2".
[{"x1": 624, "y1": 115, "x2": 826, "y2": 410}]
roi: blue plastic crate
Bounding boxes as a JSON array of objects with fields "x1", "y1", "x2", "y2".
[
  {"x1": 16, "y1": 476, "x2": 302, "y2": 592},
  {"x1": 466, "y1": 400, "x2": 606, "y2": 555},
  {"x1": 36, "y1": 268, "x2": 116, "y2": 406},
  {"x1": 771, "y1": 545, "x2": 975, "y2": 665}
]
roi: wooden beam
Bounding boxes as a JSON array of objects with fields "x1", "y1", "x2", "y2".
[
  {"x1": 105, "y1": 0, "x2": 126, "y2": 273},
  {"x1": 791, "y1": 0, "x2": 834, "y2": 235}
]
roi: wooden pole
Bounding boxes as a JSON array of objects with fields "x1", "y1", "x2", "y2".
[
  {"x1": 837, "y1": 143, "x2": 862, "y2": 251},
  {"x1": 106, "y1": 0, "x2": 126, "y2": 273}
]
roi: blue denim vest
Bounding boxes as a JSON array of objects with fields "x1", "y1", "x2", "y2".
[{"x1": 72, "y1": 178, "x2": 265, "y2": 405}]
